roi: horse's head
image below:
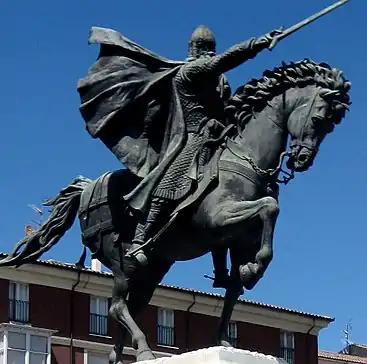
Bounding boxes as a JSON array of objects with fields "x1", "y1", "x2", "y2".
[
  {"x1": 226, "y1": 59, "x2": 351, "y2": 173},
  {"x1": 285, "y1": 61, "x2": 351, "y2": 172}
]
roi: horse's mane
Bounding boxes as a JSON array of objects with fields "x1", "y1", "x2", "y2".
[{"x1": 225, "y1": 58, "x2": 352, "y2": 127}]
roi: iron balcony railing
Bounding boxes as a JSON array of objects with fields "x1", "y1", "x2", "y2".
[
  {"x1": 8, "y1": 299, "x2": 29, "y2": 323},
  {"x1": 90, "y1": 313, "x2": 108, "y2": 336},
  {"x1": 281, "y1": 347, "x2": 295, "y2": 364},
  {"x1": 157, "y1": 325, "x2": 174, "y2": 346}
]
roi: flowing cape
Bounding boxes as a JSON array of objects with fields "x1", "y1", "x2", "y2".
[{"x1": 77, "y1": 27, "x2": 187, "y2": 212}]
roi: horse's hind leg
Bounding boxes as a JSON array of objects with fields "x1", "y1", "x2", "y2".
[
  {"x1": 109, "y1": 283, "x2": 156, "y2": 363},
  {"x1": 109, "y1": 259, "x2": 155, "y2": 363},
  {"x1": 126, "y1": 257, "x2": 173, "y2": 361},
  {"x1": 96, "y1": 237, "x2": 153, "y2": 364},
  {"x1": 126, "y1": 285, "x2": 160, "y2": 361}
]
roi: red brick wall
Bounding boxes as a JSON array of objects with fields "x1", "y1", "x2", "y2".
[
  {"x1": 74, "y1": 347, "x2": 85, "y2": 364},
  {"x1": 163, "y1": 310, "x2": 281, "y2": 357},
  {"x1": 30, "y1": 284, "x2": 91, "y2": 340},
  {"x1": 172, "y1": 309, "x2": 189, "y2": 352},
  {"x1": 185, "y1": 311, "x2": 220, "y2": 351},
  {"x1": 51, "y1": 345, "x2": 87, "y2": 364},
  {"x1": 72, "y1": 291, "x2": 90, "y2": 341},
  {"x1": 30, "y1": 284, "x2": 71, "y2": 335},
  {"x1": 0, "y1": 279, "x2": 8, "y2": 322},
  {"x1": 295, "y1": 332, "x2": 318, "y2": 364},
  {"x1": 51, "y1": 345, "x2": 70, "y2": 364},
  {"x1": 136, "y1": 305, "x2": 158, "y2": 350},
  {"x1": 7, "y1": 280, "x2": 319, "y2": 364},
  {"x1": 238, "y1": 322, "x2": 280, "y2": 357}
]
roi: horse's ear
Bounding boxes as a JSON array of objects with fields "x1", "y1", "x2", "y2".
[{"x1": 345, "y1": 81, "x2": 352, "y2": 92}]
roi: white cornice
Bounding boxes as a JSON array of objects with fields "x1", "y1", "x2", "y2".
[
  {"x1": 0, "y1": 263, "x2": 331, "y2": 335},
  {"x1": 52, "y1": 335, "x2": 173, "y2": 358},
  {"x1": 0, "y1": 322, "x2": 57, "y2": 336}
]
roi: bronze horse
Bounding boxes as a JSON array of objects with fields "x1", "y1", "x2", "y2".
[{"x1": 0, "y1": 59, "x2": 351, "y2": 363}]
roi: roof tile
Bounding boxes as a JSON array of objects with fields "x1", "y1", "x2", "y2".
[
  {"x1": 319, "y1": 351, "x2": 367, "y2": 363},
  {"x1": 0, "y1": 253, "x2": 333, "y2": 321}
]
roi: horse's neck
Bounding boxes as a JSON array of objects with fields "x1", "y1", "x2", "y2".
[{"x1": 234, "y1": 94, "x2": 288, "y2": 170}]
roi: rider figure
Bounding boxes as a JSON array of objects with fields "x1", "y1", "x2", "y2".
[{"x1": 127, "y1": 25, "x2": 282, "y2": 289}]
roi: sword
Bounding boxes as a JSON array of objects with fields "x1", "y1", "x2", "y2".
[{"x1": 269, "y1": 0, "x2": 350, "y2": 50}]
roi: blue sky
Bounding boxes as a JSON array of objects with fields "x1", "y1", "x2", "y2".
[{"x1": 1, "y1": 0, "x2": 365, "y2": 352}]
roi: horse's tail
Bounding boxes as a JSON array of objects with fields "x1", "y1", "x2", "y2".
[{"x1": 0, "y1": 176, "x2": 93, "y2": 268}]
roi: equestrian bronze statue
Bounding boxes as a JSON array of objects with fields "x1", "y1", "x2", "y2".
[{"x1": 0, "y1": 3, "x2": 352, "y2": 363}]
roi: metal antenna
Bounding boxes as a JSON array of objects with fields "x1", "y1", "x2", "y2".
[
  {"x1": 28, "y1": 204, "x2": 44, "y2": 227},
  {"x1": 341, "y1": 319, "x2": 353, "y2": 354}
]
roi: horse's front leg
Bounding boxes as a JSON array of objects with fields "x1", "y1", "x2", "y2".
[
  {"x1": 240, "y1": 197, "x2": 279, "y2": 290},
  {"x1": 211, "y1": 196, "x2": 279, "y2": 290},
  {"x1": 216, "y1": 266, "x2": 243, "y2": 347}
]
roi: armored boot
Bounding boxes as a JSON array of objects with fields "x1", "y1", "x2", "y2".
[
  {"x1": 127, "y1": 222, "x2": 152, "y2": 265},
  {"x1": 126, "y1": 198, "x2": 166, "y2": 265}
]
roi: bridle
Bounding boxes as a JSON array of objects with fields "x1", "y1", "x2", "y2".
[
  {"x1": 288, "y1": 88, "x2": 322, "y2": 158},
  {"x1": 222, "y1": 87, "x2": 325, "y2": 188}
]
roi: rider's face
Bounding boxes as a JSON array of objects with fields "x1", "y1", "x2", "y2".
[{"x1": 197, "y1": 50, "x2": 215, "y2": 59}]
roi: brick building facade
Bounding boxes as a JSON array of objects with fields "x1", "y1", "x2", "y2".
[{"x1": 0, "y1": 254, "x2": 333, "y2": 364}]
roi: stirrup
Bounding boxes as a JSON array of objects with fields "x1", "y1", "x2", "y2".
[{"x1": 125, "y1": 243, "x2": 149, "y2": 265}]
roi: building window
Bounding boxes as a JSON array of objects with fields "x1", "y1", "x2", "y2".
[
  {"x1": 0, "y1": 332, "x2": 4, "y2": 363},
  {"x1": 9, "y1": 282, "x2": 29, "y2": 323},
  {"x1": 157, "y1": 308, "x2": 174, "y2": 347},
  {"x1": 85, "y1": 351, "x2": 110, "y2": 364},
  {"x1": 280, "y1": 331, "x2": 295, "y2": 364},
  {"x1": 228, "y1": 322, "x2": 238, "y2": 347},
  {"x1": 0, "y1": 323, "x2": 52, "y2": 364},
  {"x1": 8, "y1": 332, "x2": 27, "y2": 363},
  {"x1": 90, "y1": 296, "x2": 108, "y2": 336}
]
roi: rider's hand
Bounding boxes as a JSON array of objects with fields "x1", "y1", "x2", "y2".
[
  {"x1": 268, "y1": 29, "x2": 284, "y2": 38},
  {"x1": 255, "y1": 28, "x2": 284, "y2": 50}
]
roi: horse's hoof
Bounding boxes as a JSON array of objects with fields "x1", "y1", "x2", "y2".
[
  {"x1": 219, "y1": 339, "x2": 233, "y2": 348},
  {"x1": 136, "y1": 349, "x2": 155, "y2": 362},
  {"x1": 108, "y1": 351, "x2": 117, "y2": 364},
  {"x1": 239, "y1": 263, "x2": 264, "y2": 290}
]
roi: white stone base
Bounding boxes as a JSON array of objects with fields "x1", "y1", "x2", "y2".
[{"x1": 138, "y1": 346, "x2": 287, "y2": 363}]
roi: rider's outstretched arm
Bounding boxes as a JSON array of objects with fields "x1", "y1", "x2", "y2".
[{"x1": 181, "y1": 31, "x2": 281, "y2": 82}]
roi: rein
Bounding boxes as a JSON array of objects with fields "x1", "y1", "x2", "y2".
[{"x1": 224, "y1": 138, "x2": 295, "y2": 187}]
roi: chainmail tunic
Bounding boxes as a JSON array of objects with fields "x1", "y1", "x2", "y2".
[
  {"x1": 153, "y1": 67, "x2": 226, "y2": 200},
  {"x1": 153, "y1": 129, "x2": 211, "y2": 200},
  {"x1": 153, "y1": 38, "x2": 259, "y2": 201}
]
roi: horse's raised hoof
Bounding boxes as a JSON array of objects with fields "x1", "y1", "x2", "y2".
[
  {"x1": 239, "y1": 263, "x2": 264, "y2": 291},
  {"x1": 136, "y1": 348, "x2": 155, "y2": 362}
]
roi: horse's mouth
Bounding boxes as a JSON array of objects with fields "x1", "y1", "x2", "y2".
[{"x1": 287, "y1": 148, "x2": 314, "y2": 172}]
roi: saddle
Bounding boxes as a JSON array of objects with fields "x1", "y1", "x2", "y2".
[{"x1": 78, "y1": 170, "x2": 140, "y2": 252}]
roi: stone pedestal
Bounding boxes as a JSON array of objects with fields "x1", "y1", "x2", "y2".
[{"x1": 138, "y1": 347, "x2": 287, "y2": 363}]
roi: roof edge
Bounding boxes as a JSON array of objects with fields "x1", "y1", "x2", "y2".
[
  {"x1": 319, "y1": 350, "x2": 367, "y2": 364},
  {"x1": 0, "y1": 252, "x2": 334, "y2": 323}
]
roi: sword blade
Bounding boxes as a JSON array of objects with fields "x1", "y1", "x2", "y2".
[{"x1": 269, "y1": 0, "x2": 350, "y2": 49}]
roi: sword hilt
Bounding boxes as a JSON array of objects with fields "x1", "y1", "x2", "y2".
[
  {"x1": 269, "y1": 36, "x2": 281, "y2": 51},
  {"x1": 269, "y1": 26, "x2": 285, "y2": 51}
]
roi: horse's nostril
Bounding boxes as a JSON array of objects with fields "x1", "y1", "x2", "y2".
[{"x1": 298, "y1": 154, "x2": 308, "y2": 163}]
